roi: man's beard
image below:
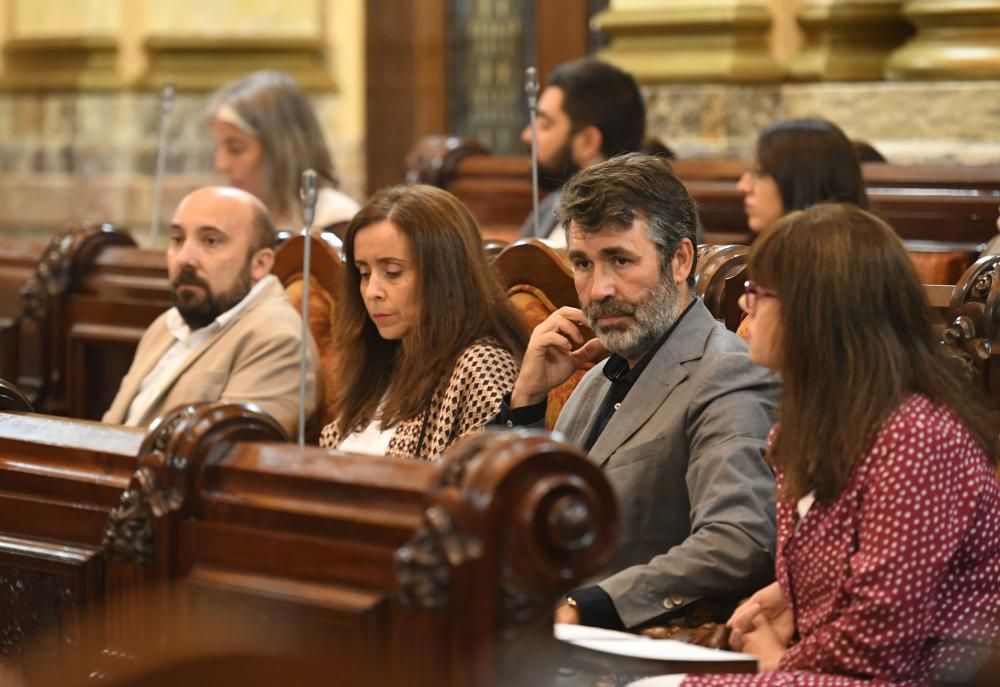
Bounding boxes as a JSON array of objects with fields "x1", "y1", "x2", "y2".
[
  {"x1": 171, "y1": 264, "x2": 252, "y2": 330},
  {"x1": 584, "y1": 274, "x2": 682, "y2": 362},
  {"x1": 535, "y1": 138, "x2": 580, "y2": 191}
]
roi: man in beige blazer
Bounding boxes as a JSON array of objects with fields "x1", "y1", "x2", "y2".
[{"x1": 103, "y1": 187, "x2": 319, "y2": 436}]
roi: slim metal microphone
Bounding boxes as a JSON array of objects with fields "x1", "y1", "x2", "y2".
[
  {"x1": 525, "y1": 67, "x2": 541, "y2": 238},
  {"x1": 149, "y1": 77, "x2": 175, "y2": 245},
  {"x1": 297, "y1": 169, "x2": 318, "y2": 446}
]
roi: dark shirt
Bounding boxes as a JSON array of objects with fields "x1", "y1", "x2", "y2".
[
  {"x1": 497, "y1": 298, "x2": 698, "y2": 630},
  {"x1": 581, "y1": 297, "x2": 696, "y2": 451},
  {"x1": 500, "y1": 298, "x2": 696, "y2": 436}
]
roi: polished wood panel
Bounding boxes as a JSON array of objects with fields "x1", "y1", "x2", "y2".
[
  {"x1": 365, "y1": 0, "x2": 448, "y2": 194},
  {"x1": 0, "y1": 400, "x2": 632, "y2": 686},
  {"x1": 536, "y1": 0, "x2": 591, "y2": 89},
  {"x1": 405, "y1": 139, "x2": 1000, "y2": 280}
]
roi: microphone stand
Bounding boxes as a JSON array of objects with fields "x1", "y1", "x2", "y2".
[
  {"x1": 297, "y1": 169, "x2": 318, "y2": 446},
  {"x1": 149, "y1": 77, "x2": 175, "y2": 246},
  {"x1": 525, "y1": 66, "x2": 540, "y2": 238}
]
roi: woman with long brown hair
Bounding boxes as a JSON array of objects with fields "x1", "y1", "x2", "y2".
[
  {"x1": 681, "y1": 204, "x2": 1000, "y2": 686},
  {"x1": 319, "y1": 184, "x2": 528, "y2": 460}
]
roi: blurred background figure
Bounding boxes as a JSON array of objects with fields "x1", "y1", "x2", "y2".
[
  {"x1": 209, "y1": 70, "x2": 359, "y2": 241},
  {"x1": 738, "y1": 118, "x2": 868, "y2": 235}
]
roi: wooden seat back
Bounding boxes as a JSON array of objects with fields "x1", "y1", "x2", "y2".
[
  {"x1": 272, "y1": 234, "x2": 343, "y2": 431},
  {"x1": 405, "y1": 137, "x2": 1000, "y2": 280},
  {"x1": 695, "y1": 244, "x2": 748, "y2": 332},
  {"x1": 16, "y1": 223, "x2": 148, "y2": 417},
  {"x1": 0, "y1": 399, "x2": 619, "y2": 687},
  {"x1": 940, "y1": 254, "x2": 1000, "y2": 408},
  {"x1": 493, "y1": 239, "x2": 589, "y2": 429},
  {"x1": 0, "y1": 241, "x2": 45, "y2": 384}
]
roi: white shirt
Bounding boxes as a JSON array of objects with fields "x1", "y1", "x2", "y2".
[
  {"x1": 314, "y1": 187, "x2": 359, "y2": 229},
  {"x1": 124, "y1": 275, "x2": 278, "y2": 425},
  {"x1": 337, "y1": 416, "x2": 395, "y2": 455}
]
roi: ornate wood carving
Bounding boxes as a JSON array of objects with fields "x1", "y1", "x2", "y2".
[
  {"x1": 405, "y1": 135, "x2": 489, "y2": 188},
  {"x1": 102, "y1": 402, "x2": 286, "y2": 567},
  {"x1": 695, "y1": 244, "x2": 749, "y2": 332},
  {"x1": 945, "y1": 254, "x2": 1000, "y2": 406},
  {"x1": 16, "y1": 222, "x2": 134, "y2": 409},
  {"x1": 395, "y1": 430, "x2": 617, "y2": 635},
  {"x1": 394, "y1": 505, "x2": 482, "y2": 610},
  {"x1": 0, "y1": 566, "x2": 76, "y2": 656},
  {"x1": 0, "y1": 534, "x2": 102, "y2": 669},
  {"x1": 0, "y1": 378, "x2": 33, "y2": 413}
]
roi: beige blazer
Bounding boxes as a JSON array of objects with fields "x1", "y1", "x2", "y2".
[{"x1": 103, "y1": 277, "x2": 319, "y2": 436}]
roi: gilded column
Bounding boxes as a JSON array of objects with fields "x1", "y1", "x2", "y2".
[
  {"x1": 887, "y1": 0, "x2": 1000, "y2": 79},
  {"x1": 592, "y1": 0, "x2": 783, "y2": 82},
  {"x1": 790, "y1": 0, "x2": 911, "y2": 80}
]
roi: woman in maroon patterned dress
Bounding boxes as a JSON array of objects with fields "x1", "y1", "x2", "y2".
[{"x1": 681, "y1": 204, "x2": 1000, "y2": 686}]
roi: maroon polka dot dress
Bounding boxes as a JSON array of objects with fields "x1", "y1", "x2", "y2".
[{"x1": 685, "y1": 395, "x2": 1000, "y2": 686}]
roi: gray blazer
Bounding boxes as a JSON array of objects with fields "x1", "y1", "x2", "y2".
[{"x1": 554, "y1": 299, "x2": 778, "y2": 628}]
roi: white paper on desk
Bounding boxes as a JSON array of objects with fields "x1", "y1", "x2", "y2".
[{"x1": 554, "y1": 623, "x2": 753, "y2": 662}]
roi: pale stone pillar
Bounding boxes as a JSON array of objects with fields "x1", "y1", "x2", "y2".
[
  {"x1": 1, "y1": 0, "x2": 121, "y2": 89},
  {"x1": 592, "y1": 0, "x2": 783, "y2": 82},
  {"x1": 790, "y1": 0, "x2": 910, "y2": 80},
  {"x1": 887, "y1": 0, "x2": 1000, "y2": 79}
]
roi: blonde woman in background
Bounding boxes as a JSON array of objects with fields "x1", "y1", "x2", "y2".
[{"x1": 209, "y1": 70, "x2": 359, "y2": 240}]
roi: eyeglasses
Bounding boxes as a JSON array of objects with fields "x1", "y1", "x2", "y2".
[{"x1": 742, "y1": 280, "x2": 777, "y2": 313}]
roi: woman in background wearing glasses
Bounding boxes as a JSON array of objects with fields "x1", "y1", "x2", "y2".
[{"x1": 679, "y1": 203, "x2": 999, "y2": 686}]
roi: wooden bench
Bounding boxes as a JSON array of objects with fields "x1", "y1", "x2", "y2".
[
  {"x1": 0, "y1": 396, "x2": 644, "y2": 685},
  {"x1": 405, "y1": 137, "x2": 1000, "y2": 283},
  {"x1": 939, "y1": 254, "x2": 1000, "y2": 409},
  {"x1": 1, "y1": 227, "x2": 340, "y2": 422},
  {"x1": 0, "y1": 240, "x2": 45, "y2": 384}
]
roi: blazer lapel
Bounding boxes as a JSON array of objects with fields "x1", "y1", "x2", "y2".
[
  {"x1": 587, "y1": 300, "x2": 716, "y2": 467},
  {"x1": 139, "y1": 277, "x2": 281, "y2": 417}
]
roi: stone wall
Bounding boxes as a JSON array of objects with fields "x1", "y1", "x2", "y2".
[
  {"x1": 644, "y1": 81, "x2": 1000, "y2": 164},
  {"x1": 0, "y1": 90, "x2": 362, "y2": 243},
  {"x1": 0, "y1": 0, "x2": 365, "y2": 246}
]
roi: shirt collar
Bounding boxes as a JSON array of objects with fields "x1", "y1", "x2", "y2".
[
  {"x1": 602, "y1": 296, "x2": 697, "y2": 385},
  {"x1": 165, "y1": 274, "x2": 277, "y2": 342}
]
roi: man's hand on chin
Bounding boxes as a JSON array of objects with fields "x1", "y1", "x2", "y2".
[{"x1": 554, "y1": 603, "x2": 581, "y2": 625}]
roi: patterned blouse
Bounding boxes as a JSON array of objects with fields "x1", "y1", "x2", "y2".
[
  {"x1": 685, "y1": 394, "x2": 1000, "y2": 686},
  {"x1": 319, "y1": 337, "x2": 519, "y2": 461}
]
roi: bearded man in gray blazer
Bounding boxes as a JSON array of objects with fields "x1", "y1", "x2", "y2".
[{"x1": 499, "y1": 153, "x2": 777, "y2": 631}]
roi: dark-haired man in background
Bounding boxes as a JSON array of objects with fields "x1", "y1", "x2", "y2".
[
  {"x1": 520, "y1": 58, "x2": 646, "y2": 245},
  {"x1": 103, "y1": 186, "x2": 318, "y2": 435}
]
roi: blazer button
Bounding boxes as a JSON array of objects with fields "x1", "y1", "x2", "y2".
[
  {"x1": 670, "y1": 594, "x2": 684, "y2": 607},
  {"x1": 506, "y1": 420, "x2": 513, "y2": 428},
  {"x1": 662, "y1": 598, "x2": 675, "y2": 610}
]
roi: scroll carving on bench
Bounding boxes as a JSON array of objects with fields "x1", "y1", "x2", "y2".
[
  {"x1": 0, "y1": 397, "x2": 285, "y2": 678},
  {"x1": 695, "y1": 244, "x2": 748, "y2": 333},
  {"x1": 16, "y1": 222, "x2": 137, "y2": 414},
  {"x1": 102, "y1": 401, "x2": 287, "y2": 568},
  {"x1": 0, "y1": 383, "x2": 632, "y2": 685},
  {"x1": 942, "y1": 253, "x2": 1000, "y2": 407}
]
